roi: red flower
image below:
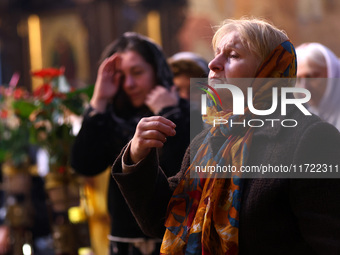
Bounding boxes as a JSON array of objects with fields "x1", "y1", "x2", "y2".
[
  {"x1": 0, "y1": 110, "x2": 8, "y2": 119},
  {"x1": 34, "y1": 84, "x2": 54, "y2": 104},
  {"x1": 31, "y1": 67, "x2": 65, "y2": 79},
  {"x1": 13, "y1": 88, "x2": 24, "y2": 100}
]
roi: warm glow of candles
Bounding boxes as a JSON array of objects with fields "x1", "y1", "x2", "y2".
[{"x1": 28, "y1": 15, "x2": 43, "y2": 90}]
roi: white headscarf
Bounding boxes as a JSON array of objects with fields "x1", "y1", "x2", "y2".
[
  {"x1": 297, "y1": 43, "x2": 340, "y2": 131},
  {"x1": 168, "y1": 51, "x2": 210, "y2": 76}
]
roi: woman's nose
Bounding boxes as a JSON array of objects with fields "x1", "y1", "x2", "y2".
[
  {"x1": 208, "y1": 55, "x2": 224, "y2": 72},
  {"x1": 296, "y1": 77, "x2": 307, "y2": 88},
  {"x1": 124, "y1": 75, "x2": 135, "y2": 89}
]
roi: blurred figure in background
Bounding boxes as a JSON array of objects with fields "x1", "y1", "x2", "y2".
[
  {"x1": 168, "y1": 52, "x2": 209, "y2": 139},
  {"x1": 296, "y1": 43, "x2": 340, "y2": 131},
  {"x1": 71, "y1": 32, "x2": 190, "y2": 255},
  {"x1": 168, "y1": 52, "x2": 209, "y2": 100}
]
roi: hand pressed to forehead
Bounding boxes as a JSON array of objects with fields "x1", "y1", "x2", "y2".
[{"x1": 90, "y1": 53, "x2": 123, "y2": 113}]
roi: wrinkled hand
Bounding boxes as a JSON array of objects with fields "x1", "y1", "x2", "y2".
[
  {"x1": 0, "y1": 225, "x2": 10, "y2": 255},
  {"x1": 145, "y1": 86, "x2": 179, "y2": 114},
  {"x1": 90, "y1": 54, "x2": 122, "y2": 113},
  {"x1": 130, "y1": 116, "x2": 176, "y2": 163}
]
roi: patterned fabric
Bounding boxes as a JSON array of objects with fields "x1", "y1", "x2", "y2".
[{"x1": 160, "y1": 41, "x2": 297, "y2": 255}]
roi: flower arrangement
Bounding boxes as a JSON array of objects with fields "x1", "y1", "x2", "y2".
[
  {"x1": 0, "y1": 68, "x2": 93, "y2": 173},
  {"x1": 0, "y1": 79, "x2": 34, "y2": 168}
]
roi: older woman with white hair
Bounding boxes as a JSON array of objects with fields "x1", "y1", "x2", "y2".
[
  {"x1": 296, "y1": 42, "x2": 340, "y2": 131},
  {"x1": 112, "y1": 18, "x2": 340, "y2": 254}
]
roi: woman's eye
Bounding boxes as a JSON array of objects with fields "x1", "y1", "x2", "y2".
[
  {"x1": 230, "y1": 54, "x2": 239, "y2": 59},
  {"x1": 132, "y1": 70, "x2": 143, "y2": 76}
]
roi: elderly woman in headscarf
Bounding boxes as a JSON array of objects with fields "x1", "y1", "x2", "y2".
[
  {"x1": 168, "y1": 51, "x2": 210, "y2": 139},
  {"x1": 71, "y1": 32, "x2": 190, "y2": 255},
  {"x1": 296, "y1": 42, "x2": 340, "y2": 131},
  {"x1": 112, "y1": 19, "x2": 340, "y2": 254}
]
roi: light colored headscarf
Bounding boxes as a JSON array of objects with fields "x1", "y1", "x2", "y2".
[{"x1": 296, "y1": 43, "x2": 340, "y2": 131}]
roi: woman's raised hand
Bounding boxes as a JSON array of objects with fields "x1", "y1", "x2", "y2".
[
  {"x1": 145, "y1": 86, "x2": 179, "y2": 114},
  {"x1": 130, "y1": 116, "x2": 176, "y2": 163},
  {"x1": 90, "y1": 54, "x2": 122, "y2": 113}
]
